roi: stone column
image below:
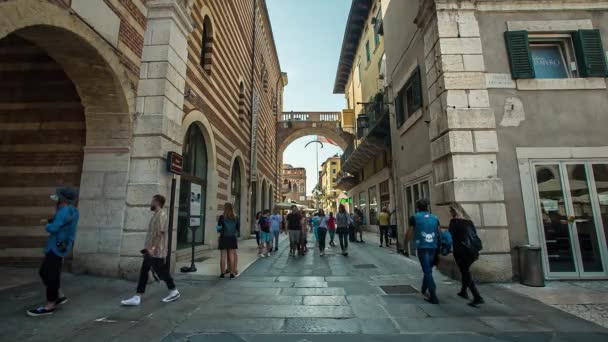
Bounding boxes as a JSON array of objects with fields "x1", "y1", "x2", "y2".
[
  {"x1": 422, "y1": 1, "x2": 512, "y2": 281},
  {"x1": 120, "y1": 0, "x2": 194, "y2": 278}
]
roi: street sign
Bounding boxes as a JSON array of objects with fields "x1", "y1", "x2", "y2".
[{"x1": 167, "y1": 151, "x2": 183, "y2": 175}]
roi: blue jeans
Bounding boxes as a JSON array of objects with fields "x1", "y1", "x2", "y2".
[{"x1": 418, "y1": 248, "x2": 437, "y2": 297}]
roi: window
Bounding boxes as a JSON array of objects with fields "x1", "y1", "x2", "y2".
[
  {"x1": 379, "y1": 180, "x2": 390, "y2": 211},
  {"x1": 331, "y1": 161, "x2": 337, "y2": 165},
  {"x1": 357, "y1": 62, "x2": 362, "y2": 84},
  {"x1": 231, "y1": 161, "x2": 241, "y2": 218},
  {"x1": 368, "y1": 186, "x2": 378, "y2": 225},
  {"x1": 365, "y1": 40, "x2": 371, "y2": 64},
  {"x1": 238, "y1": 81, "x2": 246, "y2": 119},
  {"x1": 404, "y1": 178, "x2": 431, "y2": 255},
  {"x1": 395, "y1": 67, "x2": 423, "y2": 127},
  {"x1": 505, "y1": 29, "x2": 607, "y2": 79},
  {"x1": 373, "y1": 9, "x2": 382, "y2": 48},
  {"x1": 200, "y1": 16, "x2": 213, "y2": 74},
  {"x1": 332, "y1": 169, "x2": 337, "y2": 174}
]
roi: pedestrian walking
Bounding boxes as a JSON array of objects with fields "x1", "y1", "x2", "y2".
[
  {"x1": 253, "y1": 211, "x2": 262, "y2": 246},
  {"x1": 300, "y1": 213, "x2": 308, "y2": 255},
  {"x1": 270, "y1": 207, "x2": 283, "y2": 252},
  {"x1": 311, "y1": 213, "x2": 320, "y2": 246},
  {"x1": 217, "y1": 203, "x2": 240, "y2": 279},
  {"x1": 388, "y1": 209, "x2": 398, "y2": 248},
  {"x1": 336, "y1": 204, "x2": 351, "y2": 256},
  {"x1": 286, "y1": 205, "x2": 302, "y2": 257},
  {"x1": 378, "y1": 208, "x2": 390, "y2": 247},
  {"x1": 28, "y1": 187, "x2": 79, "y2": 317},
  {"x1": 121, "y1": 194, "x2": 180, "y2": 306},
  {"x1": 405, "y1": 198, "x2": 440, "y2": 304},
  {"x1": 348, "y1": 211, "x2": 356, "y2": 242},
  {"x1": 449, "y1": 203, "x2": 484, "y2": 307},
  {"x1": 258, "y1": 209, "x2": 272, "y2": 257},
  {"x1": 327, "y1": 212, "x2": 337, "y2": 247},
  {"x1": 317, "y1": 209, "x2": 329, "y2": 256}
]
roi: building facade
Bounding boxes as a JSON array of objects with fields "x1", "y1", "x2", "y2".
[
  {"x1": 282, "y1": 164, "x2": 307, "y2": 204},
  {"x1": 0, "y1": 0, "x2": 284, "y2": 278},
  {"x1": 319, "y1": 155, "x2": 344, "y2": 214},
  {"x1": 384, "y1": 0, "x2": 608, "y2": 281},
  {"x1": 335, "y1": 0, "x2": 395, "y2": 231}
]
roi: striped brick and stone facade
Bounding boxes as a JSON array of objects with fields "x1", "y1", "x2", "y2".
[{"x1": 0, "y1": 0, "x2": 284, "y2": 278}]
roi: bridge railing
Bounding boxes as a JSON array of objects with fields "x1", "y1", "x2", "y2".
[{"x1": 280, "y1": 112, "x2": 341, "y2": 122}]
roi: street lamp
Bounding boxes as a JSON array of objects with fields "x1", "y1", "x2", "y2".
[{"x1": 305, "y1": 139, "x2": 324, "y2": 209}]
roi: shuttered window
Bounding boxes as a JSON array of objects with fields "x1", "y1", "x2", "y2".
[
  {"x1": 506, "y1": 29, "x2": 607, "y2": 79},
  {"x1": 395, "y1": 67, "x2": 423, "y2": 128},
  {"x1": 573, "y1": 29, "x2": 608, "y2": 77},
  {"x1": 504, "y1": 30, "x2": 535, "y2": 79}
]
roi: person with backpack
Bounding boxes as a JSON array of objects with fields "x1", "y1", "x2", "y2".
[
  {"x1": 28, "y1": 187, "x2": 79, "y2": 316},
  {"x1": 217, "y1": 203, "x2": 240, "y2": 279},
  {"x1": 258, "y1": 209, "x2": 272, "y2": 257},
  {"x1": 317, "y1": 209, "x2": 329, "y2": 256},
  {"x1": 449, "y1": 203, "x2": 484, "y2": 307},
  {"x1": 405, "y1": 198, "x2": 440, "y2": 304}
]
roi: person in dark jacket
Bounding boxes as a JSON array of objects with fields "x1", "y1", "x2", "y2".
[{"x1": 448, "y1": 203, "x2": 484, "y2": 307}]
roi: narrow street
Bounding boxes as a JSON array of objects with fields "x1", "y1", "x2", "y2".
[{"x1": 1, "y1": 233, "x2": 607, "y2": 342}]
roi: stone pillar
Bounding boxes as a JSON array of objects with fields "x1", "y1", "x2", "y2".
[
  {"x1": 120, "y1": 0, "x2": 194, "y2": 278},
  {"x1": 423, "y1": 2, "x2": 512, "y2": 281}
]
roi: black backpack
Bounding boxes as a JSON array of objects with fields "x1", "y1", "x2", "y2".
[{"x1": 461, "y1": 221, "x2": 483, "y2": 260}]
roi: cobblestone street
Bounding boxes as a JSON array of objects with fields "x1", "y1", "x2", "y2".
[{"x1": 1, "y1": 234, "x2": 607, "y2": 341}]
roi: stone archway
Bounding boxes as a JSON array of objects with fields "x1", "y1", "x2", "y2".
[
  {"x1": 229, "y1": 150, "x2": 248, "y2": 229},
  {"x1": 0, "y1": 0, "x2": 134, "y2": 273}
]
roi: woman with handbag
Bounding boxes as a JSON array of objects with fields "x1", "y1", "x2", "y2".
[
  {"x1": 218, "y1": 203, "x2": 240, "y2": 279},
  {"x1": 448, "y1": 203, "x2": 484, "y2": 307}
]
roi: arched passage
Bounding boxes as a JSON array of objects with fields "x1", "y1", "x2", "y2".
[
  {"x1": 0, "y1": 0, "x2": 134, "y2": 270},
  {"x1": 229, "y1": 150, "x2": 247, "y2": 225}
]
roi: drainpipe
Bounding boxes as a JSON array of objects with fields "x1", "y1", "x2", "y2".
[{"x1": 249, "y1": 0, "x2": 258, "y2": 222}]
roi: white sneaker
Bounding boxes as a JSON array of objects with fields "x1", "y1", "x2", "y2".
[
  {"x1": 162, "y1": 289, "x2": 180, "y2": 303},
  {"x1": 259, "y1": 254, "x2": 265, "y2": 258},
  {"x1": 121, "y1": 295, "x2": 141, "y2": 306},
  {"x1": 320, "y1": 252, "x2": 324, "y2": 256}
]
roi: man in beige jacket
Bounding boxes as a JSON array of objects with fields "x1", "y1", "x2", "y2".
[{"x1": 121, "y1": 194, "x2": 180, "y2": 306}]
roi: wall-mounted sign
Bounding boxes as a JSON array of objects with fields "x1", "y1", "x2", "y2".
[
  {"x1": 166, "y1": 151, "x2": 183, "y2": 175},
  {"x1": 190, "y1": 183, "x2": 202, "y2": 216}
]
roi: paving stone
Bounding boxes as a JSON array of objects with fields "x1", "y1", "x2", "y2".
[
  {"x1": 478, "y1": 316, "x2": 551, "y2": 332},
  {"x1": 283, "y1": 318, "x2": 361, "y2": 333},
  {"x1": 303, "y1": 296, "x2": 349, "y2": 306},
  {"x1": 281, "y1": 287, "x2": 346, "y2": 296},
  {"x1": 208, "y1": 295, "x2": 303, "y2": 305},
  {"x1": 224, "y1": 281, "x2": 293, "y2": 288},
  {"x1": 175, "y1": 318, "x2": 285, "y2": 334},
  {"x1": 394, "y1": 317, "x2": 493, "y2": 333},
  {"x1": 293, "y1": 281, "x2": 329, "y2": 288},
  {"x1": 191, "y1": 304, "x2": 355, "y2": 318},
  {"x1": 277, "y1": 276, "x2": 325, "y2": 282}
]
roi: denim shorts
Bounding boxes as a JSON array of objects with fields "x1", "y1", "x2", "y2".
[{"x1": 260, "y1": 231, "x2": 272, "y2": 243}]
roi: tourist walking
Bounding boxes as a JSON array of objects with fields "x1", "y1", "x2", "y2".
[
  {"x1": 449, "y1": 203, "x2": 484, "y2": 307},
  {"x1": 317, "y1": 209, "x2": 329, "y2": 256},
  {"x1": 121, "y1": 195, "x2": 180, "y2": 306},
  {"x1": 253, "y1": 211, "x2": 261, "y2": 246},
  {"x1": 217, "y1": 203, "x2": 240, "y2": 279},
  {"x1": 348, "y1": 211, "x2": 357, "y2": 242},
  {"x1": 270, "y1": 208, "x2": 283, "y2": 252},
  {"x1": 406, "y1": 198, "x2": 440, "y2": 304},
  {"x1": 28, "y1": 187, "x2": 79, "y2": 317},
  {"x1": 258, "y1": 209, "x2": 272, "y2": 257},
  {"x1": 311, "y1": 213, "x2": 320, "y2": 246},
  {"x1": 336, "y1": 204, "x2": 351, "y2": 256},
  {"x1": 354, "y1": 209, "x2": 364, "y2": 243},
  {"x1": 378, "y1": 207, "x2": 390, "y2": 247},
  {"x1": 286, "y1": 205, "x2": 302, "y2": 257},
  {"x1": 327, "y1": 212, "x2": 337, "y2": 247},
  {"x1": 389, "y1": 209, "x2": 398, "y2": 247}
]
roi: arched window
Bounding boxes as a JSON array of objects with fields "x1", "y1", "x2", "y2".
[
  {"x1": 238, "y1": 81, "x2": 246, "y2": 120},
  {"x1": 268, "y1": 185, "x2": 273, "y2": 209},
  {"x1": 178, "y1": 124, "x2": 208, "y2": 248},
  {"x1": 200, "y1": 16, "x2": 213, "y2": 74},
  {"x1": 231, "y1": 160, "x2": 241, "y2": 219}
]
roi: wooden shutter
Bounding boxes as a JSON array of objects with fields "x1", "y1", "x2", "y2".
[
  {"x1": 411, "y1": 67, "x2": 422, "y2": 113},
  {"x1": 504, "y1": 30, "x2": 535, "y2": 79},
  {"x1": 573, "y1": 29, "x2": 608, "y2": 78}
]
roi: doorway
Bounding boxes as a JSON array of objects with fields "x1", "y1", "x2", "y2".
[{"x1": 532, "y1": 161, "x2": 608, "y2": 278}]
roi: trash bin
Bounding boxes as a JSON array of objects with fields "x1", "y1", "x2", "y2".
[{"x1": 517, "y1": 245, "x2": 545, "y2": 287}]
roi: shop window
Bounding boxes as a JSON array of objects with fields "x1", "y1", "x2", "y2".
[
  {"x1": 404, "y1": 178, "x2": 431, "y2": 255},
  {"x1": 379, "y1": 180, "x2": 390, "y2": 211},
  {"x1": 368, "y1": 186, "x2": 378, "y2": 225},
  {"x1": 505, "y1": 29, "x2": 607, "y2": 79},
  {"x1": 395, "y1": 67, "x2": 422, "y2": 127},
  {"x1": 178, "y1": 124, "x2": 208, "y2": 249}
]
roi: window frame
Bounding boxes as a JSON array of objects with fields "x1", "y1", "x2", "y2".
[
  {"x1": 528, "y1": 33, "x2": 579, "y2": 79},
  {"x1": 395, "y1": 67, "x2": 423, "y2": 128}
]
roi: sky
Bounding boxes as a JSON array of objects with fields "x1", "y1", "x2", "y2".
[{"x1": 267, "y1": 0, "x2": 351, "y2": 195}]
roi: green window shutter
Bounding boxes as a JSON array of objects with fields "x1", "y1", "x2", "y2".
[
  {"x1": 573, "y1": 29, "x2": 608, "y2": 78},
  {"x1": 411, "y1": 67, "x2": 422, "y2": 112},
  {"x1": 504, "y1": 30, "x2": 535, "y2": 79}
]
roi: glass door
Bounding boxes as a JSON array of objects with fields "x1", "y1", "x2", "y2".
[{"x1": 533, "y1": 162, "x2": 608, "y2": 278}]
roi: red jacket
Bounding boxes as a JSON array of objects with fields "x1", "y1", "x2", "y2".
[{"x1": 327, "y1": 216, "x2": 336, "y2": 230}]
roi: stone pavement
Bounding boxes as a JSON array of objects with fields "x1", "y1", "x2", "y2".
[{"x1": 1, "y1": 234, "x2": 607, "y2": 342}]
